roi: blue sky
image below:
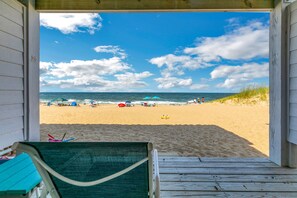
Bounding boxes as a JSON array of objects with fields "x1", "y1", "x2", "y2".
[{"x1": 40, "y1": 12, "x2": 269, "y2": 93}]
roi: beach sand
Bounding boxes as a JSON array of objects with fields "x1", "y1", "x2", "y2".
[{"x1": 40, "y1": 103, "x2": 269, "y2": 157}]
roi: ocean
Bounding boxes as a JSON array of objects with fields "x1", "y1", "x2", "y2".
[{"x1": 40, "y1": 92, "x2": 235, "y2": 105}]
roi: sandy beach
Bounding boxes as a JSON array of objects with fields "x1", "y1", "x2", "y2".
[{"x1": 40, "y1": 103, "x2": 269, "y2": 157}]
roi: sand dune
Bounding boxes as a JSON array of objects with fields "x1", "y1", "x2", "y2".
[{"x1": 40, "y1": 103, "x2": 269, "y2": 157}]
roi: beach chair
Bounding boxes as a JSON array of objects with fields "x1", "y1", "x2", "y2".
[
  {"x1": 12, "y1": 142, "x2": 160, "y2": 198},
  {"x1": 0, "y1": 153, "x2": 42, "y2": 197}
]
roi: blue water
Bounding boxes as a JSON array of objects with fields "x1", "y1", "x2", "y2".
[{"x1": 40, "y1": 92, "x2": 235, "y2": 105}]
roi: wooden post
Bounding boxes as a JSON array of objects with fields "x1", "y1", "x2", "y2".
[
  {"x1": 289, "y1": 144, "x2": 297, "y2": 167},
  {"x1": 25, "y1": 0, "x2": 40, "y2": 141},
  {"x1": 287, "y1": 0, "x2": 297, "y2": 168},
  {"x1": 269, "y1": 0, "x2": 290, "y2": 166},
  {"x1": 270, "y1": 0, "x2": 297, "y2": 168}
]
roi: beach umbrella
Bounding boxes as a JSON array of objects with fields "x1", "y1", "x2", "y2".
[
  {"x1": 143, "y1": 96, "x2": 151, "y2": 100},
  {"x1": 125, "y1": 101, "x2": 132, "y2": 107},
  {"x1": 118, "y1": 103, "x2": 126, "y2": 107},
  {"x1": 152, "y1": 96, "x2": 160, "y2": 99}
]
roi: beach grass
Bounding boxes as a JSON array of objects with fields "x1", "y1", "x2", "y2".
[{"x1": 214, "y1": 86, "x2": 269, "y2": 104}]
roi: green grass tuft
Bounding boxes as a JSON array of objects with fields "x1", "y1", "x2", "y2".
[{"x1": 214, "y1": 86, "x2": 269, "y2": 104}]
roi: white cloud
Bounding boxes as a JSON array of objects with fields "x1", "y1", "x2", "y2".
[
  {"x1": 226, "y1": 18, "x2": 240, "y2": 25},
  {"x1": 114, "y1": 71, "x2": 153, "y2": 81},
  {"x1": 149, "y1": 54, "x2": 191, "y2": 69},
  {"x1": 211, "y1": 62, "x2": 269, "y2": 88},
  {"x1": 149, "y1": 54, "x2": 212, "y2": 78},
  {"x1": 190, "y1": 84, "x2": 209, "y2": 90},
  {"x1": 40, "y1": 58, "x2": 152, "y2": 91},
  {"x1": 149, "y1": 20, "x2": 269, "y2": 90},
  {"x1": 40, "y1": 44, "x2": 154, "y2": 91},
  {"x1": 149, "y1": 21, "x2": 268, "y2": 72},
  {"x1": 94, "y1": 45, "x2": 127, "y2": 59},
  {"x1": 48, "y1": 58, "x2": 131, "y2": 78},
  {"x1": 40, "y1": 61, "x2": 53, "y2": 75},
  {"x1": 40, "y1": 76, "x2": 48, "y2": 87},
  {"x1": 184, "y1": 21, "x2": 269, "y2": 61},
  {"x1": 40, "y1": 13, "x2": 102, "y2": 34},
  {"x1": 155, "y1": 77, "x2": 192, "y2": 89},
  {"x1": 41, "y1": 71, "x2": 152, "y2": 91}
]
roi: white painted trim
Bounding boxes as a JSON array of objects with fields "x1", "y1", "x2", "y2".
[
  {"x1": 269, "y1": 0, "x2": 290, "y2": 166},
  {"x1": 23, "y1": 1, "x2": 28, "y2": 141},
  {"x1": 148, "y1": 143, "x2": 154, "y2": 198},
  {"x1": 153, "y1": 149, "x2": 160, "y2": 198},
  {"x1": 26, "y1": 0, "x2": 40, "y2": 142},
  {"x1": 288, "y1": 0, "x2": 292, "y2": 147}
]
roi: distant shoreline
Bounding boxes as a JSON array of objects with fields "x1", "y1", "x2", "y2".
[{"x1": 40, "y1": 92, "x2": 235, "y2": 105}]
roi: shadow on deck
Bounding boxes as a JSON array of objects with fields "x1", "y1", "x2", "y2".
[{"x1": 159, "y1": 156, "x2": 297, "y2": 197}]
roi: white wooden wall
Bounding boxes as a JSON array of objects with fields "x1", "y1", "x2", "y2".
[
  {"x1": 288, "y1": 1, "x2": 297, "y2": 145},
  {"x1": 0, "y1": 0, "x2": 26, "y2": 149}
]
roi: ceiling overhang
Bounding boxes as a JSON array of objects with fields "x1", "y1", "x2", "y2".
[{"x1": 34, "y1": 0, "x2": 274, "y2": 12}]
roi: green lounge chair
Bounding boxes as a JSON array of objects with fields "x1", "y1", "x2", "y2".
[{"x1": 12, "y1": 142, "x2": 160, "y2": 198}]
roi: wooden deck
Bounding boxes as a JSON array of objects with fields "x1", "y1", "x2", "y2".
[{"x1": 159, "y1": 156, "x2": 297, "y2": 197}]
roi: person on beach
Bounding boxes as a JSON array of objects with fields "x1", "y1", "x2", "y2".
[
  {"x1": 197, "y1": 98, "x2": 201, "y2": 104},
  {"x1": 202, "y1": 97, "x2": 205, "y2": 103}
]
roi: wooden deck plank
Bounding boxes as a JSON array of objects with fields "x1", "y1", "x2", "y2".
[
  {"x1": 159, "y1": 162, "x2": 278, "y2": 168},
  {"x1": 161, "y1": 181, "x2": 220, "y2": 191},
  {"x1": 219, "y1": 182, "x2": 297, "y2": 192},
  {"x1": 159, "y1": 156, "x2": 201, "y2": 162},
  {"x1": 159, "y1": 157, "x2": 297, "y2": 196},
  {"x1": 159, "y1": 156, "x2": 271, "y2": 163},
  {"x1": 160, "y1": 174, "x2": 297, "y2": 183},
  {"x1": 160, "y1": 167, "x2": 297, "y2": 175},
  {"x1": 199, "y1": 157, "x2": 270, "y2": 163},
  {"x1": 161, "y1": 191, "x2": 297, "y2": 198},
  {"x1": 161, "y1": 181, "x2": 297, "y2": 192}
]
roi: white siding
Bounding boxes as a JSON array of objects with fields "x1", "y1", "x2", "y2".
[
  {"x1": 288, "y1": 1, "x2": 297, "y2": 145},
  {"x1": 0, "y1": 0, "x2": 25, "y2": 149}
]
